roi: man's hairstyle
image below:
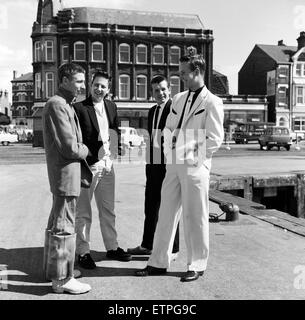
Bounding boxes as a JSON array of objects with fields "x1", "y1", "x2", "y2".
[
  {"x1": 150, "y1": 75, "x2": 169, "y2": 87},
  {"x1": 91, "y1": 69, "x2": 111, "y2": 84},
  {"x1": 58, "y1": 63, "x2": 85, "y2": 83},
  {"x1": 179, "y1": 54, "x2": 206, "y2": 74}
]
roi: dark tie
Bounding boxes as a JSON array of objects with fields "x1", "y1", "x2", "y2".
[{"x1": 153, "y1": 105, "x2": 160, "y2": 129}]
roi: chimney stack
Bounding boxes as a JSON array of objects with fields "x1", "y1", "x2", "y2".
[
  {"x1": 278, "y1": 40, "x2": 285, "y2": 46},
  {"x1": 13, "y1": 70, "x2": 17, "y2": 80},
  {"x1": 297, "y1": 31, "x2": 305, "y2": 51}
]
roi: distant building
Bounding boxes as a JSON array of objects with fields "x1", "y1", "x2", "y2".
[
  {"x1": 10, "y1": 71, "x2": 34, "y2": 128},
  {"x1": 238, "y1": 32, "x2": 305, "y2": 132},
  {"x1": 31, "y1": 0, "x2": 216, "y2": 146},
  {"x1": 0, "y1": 89, "x2": 10, "y2": 125}
]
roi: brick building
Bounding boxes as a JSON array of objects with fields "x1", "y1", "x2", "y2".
[
  {"x1": 10, "y1": 72, "x2": 34, "y2": 128},
  {"x1": 31, "y1": 0, "x2": 218, "y2": 146},
  {"x1": 238, "y1": 32, "x2": 305, "y2": 132}
]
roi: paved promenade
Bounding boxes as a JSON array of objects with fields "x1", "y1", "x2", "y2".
[{"x1": 1, "y1": 146, "x2": 305, "y2": 299}]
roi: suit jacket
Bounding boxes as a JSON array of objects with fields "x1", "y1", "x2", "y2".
[
  {"x1": 74, "y1": 96, "x2": 120, "y2": 166},
  {"x1": 42, "y1": 87, "x2": 89, "y2": 197},
  {"x1": 163, "y1": 86, "x2": 224, "y2": 170},
  {"x1": 146, "y1": 99, "x2": 171, "y2": 165}
]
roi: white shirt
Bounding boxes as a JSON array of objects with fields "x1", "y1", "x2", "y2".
[{"x1": 94, "y1": 100, "x2": 109, "y2": 143}]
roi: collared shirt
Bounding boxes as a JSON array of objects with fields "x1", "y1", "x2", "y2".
[
  {"x1": 94, "y1": 100, "x2": 109, "y2": 143},
  {"x1": 188, "y1": 85, "x2": 205, "y2": 112}
]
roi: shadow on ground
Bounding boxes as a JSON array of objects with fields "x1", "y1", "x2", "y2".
[{"x1": 0, "y1": 248, "x2": 184, "y2": 296}]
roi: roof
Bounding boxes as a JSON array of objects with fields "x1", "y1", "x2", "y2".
[
  {"x1": 12, "y1": 73, "x2": 33, "y2": 82},
  {"x1": 212, "y1": 70, "x2": 229, "y2": 95},
  {"x1": 257, "y1": 44, "x2": 297, "y2": 63},
  {"x1": 67, "y1": 7, "x2": 204, "y2": 29}
]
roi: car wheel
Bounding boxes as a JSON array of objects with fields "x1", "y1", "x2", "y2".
[
  {"x1": 259, "y1": 143, "x2": 263, "y2": 150},
  {"x1": 266, "y1": 143, "x2": 271, "y2": 151},
  {"x1": 285, "y1": 145, "x2": 290, "y2": 151},
  {"x1": 2, "y1": 141, "x2": 9, "y2": 146}
]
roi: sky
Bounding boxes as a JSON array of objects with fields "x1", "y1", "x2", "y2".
[{"x1": 0, "y1": 0, "x2": 305, "y2": 101}]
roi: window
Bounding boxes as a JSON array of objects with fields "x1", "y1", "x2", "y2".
[
  {"x1": 17, "y1": 106, "x2": 27, "y2": 117},
  {"x1": 293, "y1": 118, "x2": 305, "y2": 131},
  {"x1": 296, "y1": 63, "x2": 302, "y2": 76},
  {"x1": 170, "y1": 46, "x2": 180, "y2": 65},
  {"x1": 119, "y1": 75, "x2": 130, "y2": 99},
  {"x1": 278, "y1": 66, "x2": 288, "y2": 78},
  {"x1": 45, "y1": 40, "x2": 53, "y2": 61},
  {"x1": 119, "y1": 43, "x2": 130, "y2": 63},
  {"x1": 279, "y1": 117, "x2": 286, "y2": 127},
  {"x1": 136, "y1": 75, "x2": 147, "y2": 100},
  {"x1": 170, "y1": 76, "x2": 180, "y2": 97},
  {"x1": 296, "y1": 86, "x2": 305, "y2": 104},
  {"x1": 35, "y1": 73, "x2": 41, "y2": 99},
  {"x1": 153, "y1": 45, "x2": 164, "y2": 64},
  {"x1": 136, "y1": 44, "x2": 147, "y2": 64},
  {"x1": 18, "y1": 94, "x2": 26, "y2": 102},
  {"x1": 62, "y1": 44, "x2": 69, "y2": 62},
  {"x1": 34, "y1": 41, "x2": 41, "y2": 62},
  {"x1": 46, "y1": 72, "x2": 55, "y2": 98},
  {"x1": 92, "y1": 42, "x2": 103, "y2": 62},
  {"x1": 74, "y1": 41, "x2": 86, "y2": 61}
]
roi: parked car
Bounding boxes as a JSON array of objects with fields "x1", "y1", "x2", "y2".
[
  {"x1": 0, "y1": 132, "x2": 18, "y2": 146},
  {"x1": 119, "y1": 127, "x2": 145, "y2": 147},
  {"x1": 232, "y1": 122, "x2": 275, "y2": 144},
  {"x1": 258, "y1": 126, "x2": 292, "y2": 151}
]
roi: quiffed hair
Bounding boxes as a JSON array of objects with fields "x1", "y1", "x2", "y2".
[
  {"x1": 150, "y1": 75, "x2": 168, "y2": 86},
  {"x1": 58, "y1": 63, "x2": 85, "y2": 83},
  {"x1": 179, "y1": 54, "x2": 206, "y2": 74},
  {"x1": 91, "y1": 69, "x2": 111, "y2": 83}
]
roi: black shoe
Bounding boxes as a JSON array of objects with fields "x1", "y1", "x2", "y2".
[
  {"x1": 106, "y1": 247, "x2": 132, "y2": 262},
  {"x1": 78, "y1": 253, "x2": 96, "y2": 269},
  {"x1": 180, "y1": 270, "x2": 204, "y2": 282},
  {"x1": 135, "y1": 265, "x2": 167, "y2": 277}
]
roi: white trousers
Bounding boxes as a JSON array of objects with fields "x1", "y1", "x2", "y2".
[
  {"x1": 148, "y1": 163, "x2": 210, "y2": 272},
  {"x1": 75, "y1": 166, "x2": 118, "y2": 255}
]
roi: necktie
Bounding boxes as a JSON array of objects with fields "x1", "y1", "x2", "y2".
[
  {"x1": 153, "y1": 105, "x2": 160, "y2": 129},
  {"x1": 152, "y1": 105, "x2": 162, "y2": 148}
]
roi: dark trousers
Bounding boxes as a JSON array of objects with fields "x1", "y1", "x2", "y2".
[{"x1": 141, "y1": 164, "x2": 179, "y2": 253}]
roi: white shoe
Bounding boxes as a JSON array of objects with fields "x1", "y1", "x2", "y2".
[
  {"x1": 52, "y1": 277, "x2": 91, "y2": 294},
  {"x1": 171, "y1": 252, "x2": 179, "y2": 261}
]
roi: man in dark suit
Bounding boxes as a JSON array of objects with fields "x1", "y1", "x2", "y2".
[
  {"x1": 74, "y1": 70, "x2": 131, "y2": 269},
  {"x1": 128, "y1": 76, "x2": 179, "y2": 257}
]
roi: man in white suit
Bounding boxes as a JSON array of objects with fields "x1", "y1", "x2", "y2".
[{"x1": 135, "y1": 54, "x2": 224, "y2": 282}]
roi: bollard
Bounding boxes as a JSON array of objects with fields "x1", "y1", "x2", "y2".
[{"x1": 219, "y1": 202, "x2": 239, "y2": 221}]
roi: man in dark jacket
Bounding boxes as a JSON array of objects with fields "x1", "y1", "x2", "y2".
[
  {"x1": 74, "y1": 70, "x2": 131, "y2": 269},
  {"x1": 128, "y1": 76, "x2": 179, "y2": 258}
]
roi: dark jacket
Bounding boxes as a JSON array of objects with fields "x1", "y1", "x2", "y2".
[
  {"x1": 74, "y1": 96, "x2": 120, "y2": 166},
  {"x1": 146, "y1": 99, "x2": 171, "y2": 165}
]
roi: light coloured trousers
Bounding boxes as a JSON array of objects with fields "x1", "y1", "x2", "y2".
[
  {"x1": 75, "y1": 166, "x2": 118, "y2": 255},
  {"x1": 148, "y1": 163, "x2": 210, "y2": 272}
]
